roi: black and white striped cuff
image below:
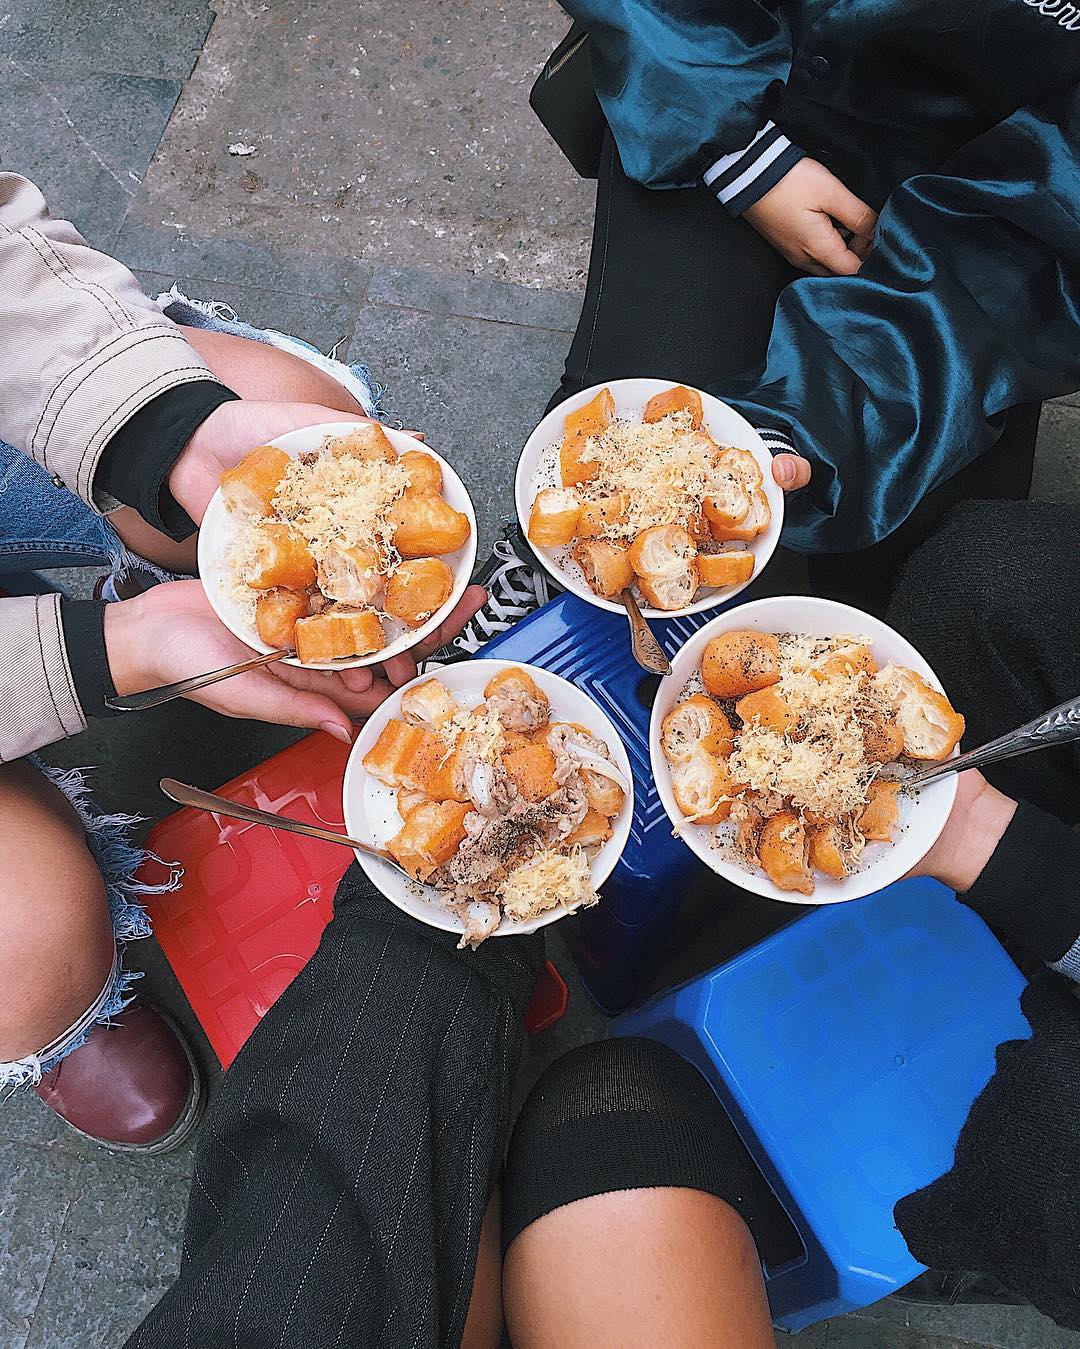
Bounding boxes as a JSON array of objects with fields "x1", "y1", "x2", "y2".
[
  {"x1": 755, "y1": 426, "x2": 797, "y2": 458},
  {"x1": 703, "y1": 123, "x2": 806, "y2": 216}
]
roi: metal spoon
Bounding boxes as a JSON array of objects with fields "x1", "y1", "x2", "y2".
[
  {"x1": 106, "y1": 649, "x2": 292, "y2": 712},
  {"x1": 159, "y1": 777, "x2": 409, "y2": 876},
  {"x1": 904, "y1": 692, "x2": 1080, "y2": 791},
  {"x1": 619, "y1": 588, "x2": 671, "y2": 675}
]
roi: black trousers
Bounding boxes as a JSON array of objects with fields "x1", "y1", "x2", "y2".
[
  {"x1": 127, "y1": 882, "x2": 543, "y2": 1349},
  {"x1": 553, "y1": 131, "x2": 1040, "y2": 616}
]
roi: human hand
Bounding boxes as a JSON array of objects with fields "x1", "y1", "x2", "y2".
[
  {"x1": 103, "y1": 580, "x2": 486, "y2": 742},
  {"x1": 770, "y1": 454, "x2": 812, "y2": 492},
  {"x1": 168, "y1": 400, "x2": 424, "y2": 526},
  {"x1": 743, "y1": 159, "x2": 877, "y2": 277},
  {"x1": 908, "y1": 769, "x2": 1018, "y2": 894}
]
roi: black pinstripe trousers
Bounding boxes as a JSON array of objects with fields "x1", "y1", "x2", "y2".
[{"x1": 127, "y1": 868, "x2": 543, "y2": 1349}]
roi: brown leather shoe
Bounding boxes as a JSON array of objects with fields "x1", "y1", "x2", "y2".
[{"x1": 34, "y1": 1003, "x2": 203, "y2": 1153}]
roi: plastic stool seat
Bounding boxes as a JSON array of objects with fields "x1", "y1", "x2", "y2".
[{"x1": 613, "y1": 878, "x2": 1030, "y2": 1331}]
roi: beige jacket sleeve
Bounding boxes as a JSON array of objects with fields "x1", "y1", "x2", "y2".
[
  {"x1": 0, "y1": 173, "x2": 213, "y2": 761},
  {"x1": 0, "y1": 172, "x2": 213, "y2": 506}
]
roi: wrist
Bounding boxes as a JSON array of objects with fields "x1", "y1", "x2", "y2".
[
  {"x1": 103, "y1": 593, "x2": 155, "y2": 697},
  {"x1": 929, "y1": 781, "x2": 1017, "y2": 893}
]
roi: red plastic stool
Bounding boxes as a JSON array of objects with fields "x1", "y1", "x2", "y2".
[{"x1": 140, "y1": 731, "x2": 567, "y2": 1067}]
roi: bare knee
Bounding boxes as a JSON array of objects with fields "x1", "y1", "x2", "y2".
[
  {"x1": 0, "y1": 763, "x2": 115, "y2": 1059},
  {"x1": 178, "y1": 324, "x2": 365, "y2": 413}
]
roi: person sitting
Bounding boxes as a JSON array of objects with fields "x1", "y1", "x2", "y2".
[
  {"x1": 0, "y1": 172, "x2": 483, "y2": 1152},
  {"x1": 543, "y1": 2, "x2": 1080, "y2": 611}
]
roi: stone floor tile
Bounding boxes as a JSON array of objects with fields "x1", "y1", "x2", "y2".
[
  {"x1": 135, "y1": 271, "x2": 364, "y2": 366},
  {"x1": 116, "y1": 220, "x2": 373, "y2": 305},
  {"x1": 0, "y1": 0, "x2": 214, "y2": 80},
  {"x1": 0, "y1": 61, "x2": 182, "y2": 249},
  {"x1": 23, "y1": 1154, "x2": 189, "y2": 1348},
  {"x1": 135, "y1": 0, "x2": 594, "y2": 289},
  {"x1": 0, "y1": 1141, "x2": 83, "y2": 1347},
  {"x1": 1032, "y1": 403, "x2": 1080, "y2": 505},
  {"x1": 897, "y1": 1301, "x2": 1080, "y2": 1349},
  {"x1": 820, "y1": 1315, "x2": 970, "y2": 1347},
  {"x1": 350, "y1": 301, "x2": 574, "y2": 553},
  {"x1": 369, "y1": 264, "x2": 583, "y2": 333}
]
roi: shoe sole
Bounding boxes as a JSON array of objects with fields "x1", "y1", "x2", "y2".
[{"x1": 52, "y1": 1007, "x2": 206, "y2": 1156}]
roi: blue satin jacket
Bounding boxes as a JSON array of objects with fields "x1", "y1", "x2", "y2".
[{"x1": 563, "y1": 1, "x2": 1080, "y2": 551}]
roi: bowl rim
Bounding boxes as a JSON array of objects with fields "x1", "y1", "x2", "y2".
[
  {"x1": 648, "y1": 594, "x2": 960, "y2": 905},
  {"x1": 341, "y1": 656, "x2": 636, "y2": 937},
  {"x1": 197, "y1": 421, "x2": 478, "y2": 670},
  {"x1": 514, "y1": 376, "x2": 784, "y2": 619}
]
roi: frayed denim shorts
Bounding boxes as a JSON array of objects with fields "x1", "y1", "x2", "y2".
[{"x1": 0, "y1": 291, "x2": 378, "y2": 1088}]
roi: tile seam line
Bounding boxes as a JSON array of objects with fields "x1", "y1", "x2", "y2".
[
  {"x1": 363, "y1": 295, "x2": 579, "y2": 335},
  {"x1": 129, "y1": 266, "x2": 373, "y2": 308},
  {"x1": 16, "y1": 1154, "x2": 84, "y2": 1340}
]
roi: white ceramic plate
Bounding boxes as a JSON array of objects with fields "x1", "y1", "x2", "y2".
[
  {"x1": 198, "y1": 421, "x2": 478, "y2": 670},
  {"x1": 649, "y1": 596, "x2": 960, "y2": 905},
  {"x1": 515, "y1": 377, "x2": 783, "y2": 618},
  {"x1": 342, "y1": 658, "x2": 634, "y2": 938}
]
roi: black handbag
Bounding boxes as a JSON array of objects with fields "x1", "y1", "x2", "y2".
[{"x1": 529, "y1": 24, "x2": 606, "y2": 179}]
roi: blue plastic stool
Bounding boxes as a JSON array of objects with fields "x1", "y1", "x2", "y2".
[
  {"x1": 481, "y1": 590, "x2": 719, "y2": 1011},
  {"x1": 612, "y1": 877, "x2": 1031, "y2": 1332}
]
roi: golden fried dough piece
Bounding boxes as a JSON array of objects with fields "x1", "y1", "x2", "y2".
[
  {"x1": 503, "y1": 743, "x2": 559, "y2": 803},
  {"x1": 642, "y1": 384, "x2": 704, "y2": 429},
  {"x1": 528, "y1": 487, "x2": 581, "y2": 547},
  {"x1": 330, "y1": 422, "x2": 397, "y2": 463},
  {"x1": 384, "y1": 558, "x2": 453, "y2": 627},
  {"x1": 220, "y1": 445, "x2": 291, "y2": 516},
  {"x1": 708, "y1": 487, "x2": 771, "y2": 543},
  {"x1": 670, "y1": 751, "x2": 735, "y2": 825},
  {"x1": 317, "y1": 542, "x2": 385, "y2": 606},
  {"x1": 736, "y1": 686, "x2": 798, "y2": 735},
  {"x1": 390, "y1": 490, "x2": 471, "y2": 557},
  {"x1": 701, "y1": 630, "x2": 781, "y2": 699},
  {"x1": 400, "y1": 449, "x2": 442, "y2": 493},
  {"x1": 362, "y1": 719, "x2": 444, "y2": 790},
  {"x1": 876, "y1": 665, "x2": 965, "y2": 761},
  {"x1": 399, "y1": 677, "x2": 458, "y2": 731},
  {"x1": 255, "y1": 588, "x2": 309, "y2": 650},
  {"x1": 387, "y1": 800, "x2": 472, "y2": 882},
  {"x1": 294, "y1": 607, "x2": 385, "y2": 663},
  {"x1": 859, "y1": 779, "x2": 901, "y2": 841},
  {"x1": 572, "y1": 538, "x2": 635, "y2": 598},
  {"x1": 661, "y1": 694, "x2": 734, "y2": 764},
  {"x1": 697, "y1": 552, "x2": 755, "y2": 588},
  {"x1": 758, "y1": 811, "x2": 814, "y2": 894},
  {"x1": 246, "y1": 523, "x2": 318, "y2": 590}
]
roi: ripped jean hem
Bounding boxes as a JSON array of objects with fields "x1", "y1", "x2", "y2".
[{"x1": 0, "y1": 762, "x2": 183, "y2": 1091}]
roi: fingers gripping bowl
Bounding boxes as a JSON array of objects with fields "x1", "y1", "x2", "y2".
[
  {"x1": 515, "y1": 378, "x2": 783, "y2": 618},
  {"x1": 199, "y1": 421, "x2": 477, "y2": 669},
  {"x1": 650, "y1": 597, "x2": 963, "y2": 904},
  {"x1": 343, "y1": 660, "x2": 634, "y2": 945}
]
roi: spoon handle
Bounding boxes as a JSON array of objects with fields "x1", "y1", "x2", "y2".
[
  {"x1": 106, "y1": 649, "x2": 291, "y2": 712},
  {"x1": 620, "y1": 588, "x2": 672, "y2": 675},
  {"x1": 905, "y1": 692, "x2": 1080, "y2": 790},
  {"x1": 158, "y1": 777, "x2": 403, "y2": 872}
]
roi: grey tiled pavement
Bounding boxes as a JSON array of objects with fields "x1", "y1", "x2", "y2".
[{"x1": 2, "y1": 2, "x2": 1079, "y2": 1346}]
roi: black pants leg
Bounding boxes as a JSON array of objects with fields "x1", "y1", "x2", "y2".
[
  {"x1": 885, "y1": 499, "x2": 1080, "y2": 822},
  {"x1": 554, "y1": 132, "x2": 1040, "y2": 614},
  {"x1": 549, "y1": 129, "x2": 797, "y2": 411},
  {"x1": 127, "y1": 871, "x2": 542, "y2": 1349}
]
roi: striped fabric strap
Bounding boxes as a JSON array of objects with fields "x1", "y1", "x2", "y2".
[
  {"x1": 1050, "y1": 933, "x2": 1080, "y2": 985},
  {"x1": 703, "y1": 122, "x2": 806, "y2": 216},
  {"x1": 755, "y1": 426, "x2": 797, "y2": 457}
]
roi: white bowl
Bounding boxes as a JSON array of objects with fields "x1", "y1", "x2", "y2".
[
  {"x1": 342, "y1": 658, "x2": 634, "y2": 938},
  {"x1": 515, "y1": 377, "x2": 783, "y2": 618},
  {"x1": 198, "y1": 421, "x2": 478, "y2": 670},
  {"x1": 649, "y1": 596, "x2": 960, "y2": 905}
]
